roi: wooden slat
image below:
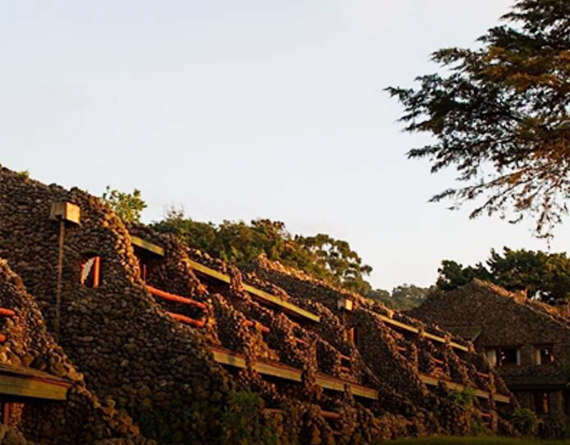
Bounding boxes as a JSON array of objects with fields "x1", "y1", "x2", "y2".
[
  {"x1": 419, "y1": 373, "x2": 510, "y2": 404},
  {"x1": 315, "y1": 374, "x2": 378, "y2": 400},
  {"x1": 379, "y1": 315, "x2": 469, "y2": 352},
  {"x1": 0, "y1": 374, "x2": 69, "y2": 401},
  {"x1": 167, "y1": 312, "x2": 205, "y2": 328},
  {"x1": 0, "y1": 309, "x2": 15, "y2": 318},
  {"x1": 131, "y1": 236, "x2": 165, "y2": 257},
  {"x1": 147, "y1": 286, "x2": 207, "y2": 310},
  {"x1": 321, "y1": 410, "x2": 341, "y2": 420},
  {"x1": 188, "y1": 260, "x2": 320, "y2": 323},
  {"x1": 210, "y1": 347, "x2": 378, "y2": 400},
  {"x1": 243, "y1": 320, "x2": 270, "y2": 334}
]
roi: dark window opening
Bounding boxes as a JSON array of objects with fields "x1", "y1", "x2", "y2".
[
  {"x1": 533, "y1": 345, "x2": 554, "y2": 366},
  {"x1": 533, "y1": 391, "x2": 550, "y2": 415},
  {"x1": 500, "y1": 347, "x2": 520, "y2": 366},
  {"x1": 81, "y1": 256, "x2": 101, "y2": 288},
  {"x1": 485, "y1": 346, "x2": 520, "y2": 367}
]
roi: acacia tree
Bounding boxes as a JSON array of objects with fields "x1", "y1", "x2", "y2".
[{"x1": 388, "y1": 0, "x2": 570, "y2": 237}]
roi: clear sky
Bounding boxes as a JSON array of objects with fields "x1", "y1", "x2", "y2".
[{"x1": 2, "y1": 0, "x2": 568, "y2": 291}]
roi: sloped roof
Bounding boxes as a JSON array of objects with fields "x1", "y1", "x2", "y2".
[
  {"x1": 444, "y1": 326, "x2": 483, "y2": 342},
  {"x1": 414, "y1": 279, "x2": 570, "y2": 334}
]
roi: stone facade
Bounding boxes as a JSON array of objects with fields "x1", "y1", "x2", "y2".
[
  {"x1": 411, "y1": 280, "x2": 570, "y2": 436},
  {"x1": 0, "y1": 165, "x2": 519, "y2": 443}
]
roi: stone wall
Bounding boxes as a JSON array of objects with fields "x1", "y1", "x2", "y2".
[
  {"x1": 411, "y1": 280, "x2": 570, "y2": 436},
  {"x1": 0, "y1": 258, "x2": 150, "y2": 444},
  {"x1": 0, "y1": 166, "x2": 233, "y2": 443},
  {"x1": 411, "y1": 281, "x2": 570, "y2": 386},
  {"x1": 0, "y1": 165, "x2": 518, "y2": 443}
]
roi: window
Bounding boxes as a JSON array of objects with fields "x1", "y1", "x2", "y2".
[
  {"x1": 533, "y1": 345, "x2": 554, "y2": 366},
  {"x1": 532, "y1": 391, "x2": 550, "y2": 414},
  {"x1": 500, "y1": 347, "x2": 520, "y2": 366},
  {"x1": 81, "y1": 256, "x2": 101, "y2": 288},
  {"x1": 348, "y1": 327, "x2": 362, "y2": 349},
  {"x1": 485, "y1": 346, "x2": 520, "y2": 367},
  {"x1": 486, "y1": 348, "x2": 497, "y2": 367}
]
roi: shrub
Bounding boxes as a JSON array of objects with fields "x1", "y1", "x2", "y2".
[{"x1": 510, "y1": 408, "x2": 537, "y2": 436}]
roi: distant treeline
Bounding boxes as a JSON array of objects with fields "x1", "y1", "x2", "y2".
[{"x1": 102, "y1": 188, "x2": 570, "y2": 309}]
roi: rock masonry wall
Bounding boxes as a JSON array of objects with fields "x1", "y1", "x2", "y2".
[
  {"x1": 0, "y1": 165, "x2": 518, "y2": 444},
  {"x1": 411, "y1": 280, "x2": 570, "y2": 437},
  {"x1": 0, "y1": 166, "x2": 233, "y2": 444},
  {"x1": 0, "y1": 258, "x2": 149, "y2": 444}
]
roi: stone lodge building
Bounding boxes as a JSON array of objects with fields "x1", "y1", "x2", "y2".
[{"x1": 411, "y1": 280, "x2": 570, "y2": 430}]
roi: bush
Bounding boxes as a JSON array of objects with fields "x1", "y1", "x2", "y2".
[
  {"x1": 510, "y1": 408, "x2": 537, "y2": 436},
  {"x1": 221, "y1": 391, "x2": 277, "y2": 445},
  {"x1": 450, "y1": 387, "x2": 476, "y2": 409}
]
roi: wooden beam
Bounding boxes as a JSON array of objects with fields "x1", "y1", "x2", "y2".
[
  {"x1": 210, "y1": 347, "x2": 378, "y2": 400},
  {"x1": 419, "y1": 373, "x2": 510, "y2": 404},
  {"x1": 131, "y1": 236, "x2": 165, "y2": 257},
  {"x1": 0, "y1": 365, "x2": 70, "y2": 401},
  {"x1": 379, "y1": 315, "x2": 469, "y2": 353},
  {"x1": 147, "y1": 285, "x2": 207, "y2": 310},
  {"x1": 188, "y1": 260, "x2": 320, "y2": 323},
  {"x1": 0, "y1": 375, "x2": 68, "y2": 400}
]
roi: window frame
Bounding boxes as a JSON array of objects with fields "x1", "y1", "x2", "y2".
[
  {"x1": 485, "y1": 345, "x2": 521, "y2": 367},
  {"x1": 532, "y1": 344, "x2": 555, "y2": 366},
  {"x1": 80, "y1": 255, "x2": 101, "y2": 288}
]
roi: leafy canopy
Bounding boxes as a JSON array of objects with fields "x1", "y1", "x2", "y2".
[
  {"x1": 101, "y1": 186, "x2": 147, "y2": 224},
  {"x1": 437, "y1": 247, "x2": 570, "y2": 303},
  {"x1": 388, "y1": 0, "x2": 570, "y2": 237},
  {"x1": 152, "y1": 209, "x2": 373, "y2": 294},
  {"x1": 368, "y1": 284, "x2": 433, "y2": 311}
]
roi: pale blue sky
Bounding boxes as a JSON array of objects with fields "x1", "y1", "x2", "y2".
[{"x1": 2, "y1": 0, "x2": 568, "y2": 290}]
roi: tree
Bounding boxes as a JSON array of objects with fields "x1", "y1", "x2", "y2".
[
  {"x1": 101, "y1": 186, "x2": 147, "y2": 224},
  {"x1": 436, "y1": 260, "x2": 492, "y2": 292},
  {"x1": 296, "y1": 234, "x2": 373, "y2": 294},
  {"x1": 152, "y1": 209, "x2": 373, "y2": 294},
  {"x1": 436, "y1": 247, "x2": 570, "y2": 303},
  {"x1": 388, "y1": 0, "x2": 570, "y2": 237},
  {"x1": 367, "y1": 284, "x2": 432, "y2": 311}
]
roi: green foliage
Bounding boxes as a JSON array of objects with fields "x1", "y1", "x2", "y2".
[
  {"x1": 16, "y1": 170, "x2": 29, "y2": 180},
  {"x1": 152, "y1": 209, "x2": 373, "y2": 294},
  {"x1": 221, "y1": 391, "x2": 277, "y2": 445},
  {"x1": 368, "y1": 284, "x2": 433, "y2": 311},
  {"x1": 437, "y1": 247, "x2": 570, "y2": 303},
  {"x1": 138, "y1": 399, "x2": 221, "y2": 443},
  {"x1": 388, "y1": 0, "x2": 570, "y2": 237},
  {"x1": 296, "y1": 233, "x2": 373, "y2": 294},
  {"x1": 437, "y1": 260, "x2": 493, "y2": 292},
  {"x1": 469, "y1": 418, "x2": 490, "y2": 437},
  {"x1": 450, "y1": 387, "x2": 476, "y2": 409},
  {"x1": 510, "y1": 408, "x2": 537, "y2": 436},
  {"x1": 101, "y1": 186, "x2": 147, "y2": 224}
]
